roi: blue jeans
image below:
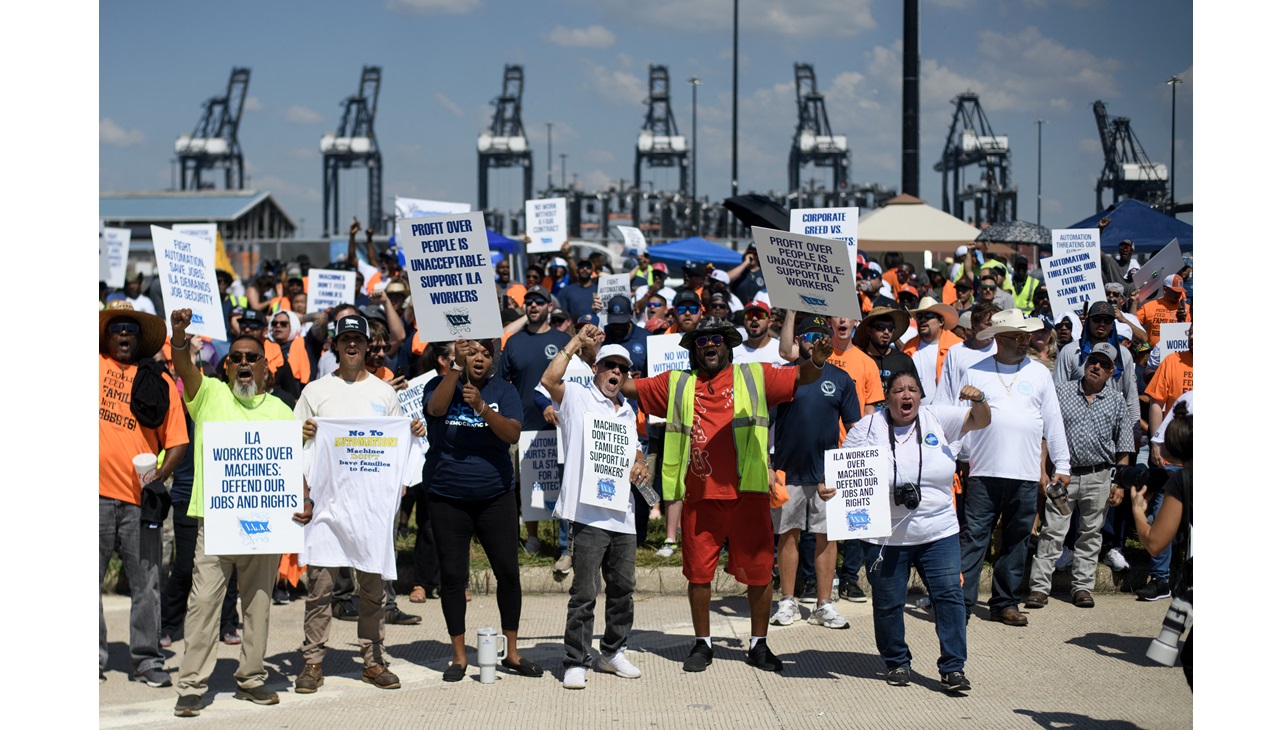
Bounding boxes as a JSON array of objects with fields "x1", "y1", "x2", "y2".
[
  {"x1": 563, "y1": 524, "x2": 636, "y2": 667},
  {"x1": 798, "y1": 530, "x2": 816, "y2": 586},
  {"x1": 99, "y1": 497, "x2": 164, "y2": 674},
  {"x1": 959, "y1": 476, "x2": 1037, "y2": 614},
  {"x1": 864, "y1": 534, "x2": 967, "y2": 673},
  {"x1": 841, "y1": 539, "x2": 867, "y2": 585},
  {"x1": 1146, "y1": 465, "x2": 1182, "y2": 581}
]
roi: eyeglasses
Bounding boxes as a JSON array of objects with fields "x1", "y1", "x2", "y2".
[
  {"x1": 227, "y1": 351, "x2": 265, "y2": 365},
  {"x1": 979, "y1": 285, "x2": 998, "y2": 291},
  {"x1": 1089, "y1": 316, "x2": 1113, "y2": 324},
  {"x1": 646, "y1": 301, "x2": 665, "y2": 309},
  {"x1": 869, "y1": 321, "x2": 896, "y2": 332},
  {"x1": 368, "y1": 344, "x2": 388, "y2": 354},
  {"x1": 107, "y1": 322, "x2": 140, "y2": 335},
  {"x1": 676, "y1": 305, "x2": 701, "y2": 315},
  {"x1": 917, "y1": 313, "x2": 941, "y2": 324},
  {"x1": 798, "y1": 331, "x2": 826, "y2": 343},
  {"x1": 694, "y1": 334, "x2": 724, "y2": 348},
  {"x1": 271, "y1": 320, "x2": 290, "y2": 328},
  {"x1": 998, "y1": 333, "x2": 1033, "y2": 343},
  {"x1": 598, "y1": 360, "x2": 628, "y2": 373}
]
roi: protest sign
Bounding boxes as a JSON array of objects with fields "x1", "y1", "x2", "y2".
[
  {"x1": 1040, "y1": 248, "x2": 1106, "y2": 320},
  {"x1": 1052, "y1": 228, "x2": 1100, "y2": 257},
  {"x1": 646, "y1": 333, "x2": 689, "y2": 377},
  {"x1": 1158, "y1": 322, "x2": 1191, "y2": 354},
  {"x1": 751, "y1": 227, "x2": 857, "y2": 318},
  {"x1": 202, "y1": 421, "x2": 304, "y2": 555},
  {"x1": 151, "y1": 225, "x2": 227, "y2": 340},
  {"x1": 1132, "y1": 239, "x2": 1183, "y2": 303},
  {"x1": 519, "y1": 430, "x2": 560, "y2": 520},
  {"x1": 398, "y1": 211, "x2": 502, "y2": 342},
  {"x1": 789, "y1": 206, "x2": 858, "y2": 253},
  {"x1": 173, "y1": 223, "x2": 217, "y2": 248},
  {"x1": 396, "y1": 372, "x2": 434, "y2": 486},
  {"x1": 618, "y1": 225, "x2": 647, "y2": 254},
  {"x1": 306, "y1": 268, "x2": 356, "y2": 313},
  {"x1": 395, "y1": 196, "x2": 471, "y2": 218},
  {"x1": 525, "y1": 197, "x2": 567, "y2": 253},
  {"x1": 578, "y1": 411, "x2": 636, "y2": 512},
  {"x1": 597, "y1": 273, "x2": 631, "y2": 304},
  {"x1": 100, "y1": 226, "x2": 130, "y2": 288},
  {"x1": 823, "y1": 446, "x2": 892, "y2": 541}
]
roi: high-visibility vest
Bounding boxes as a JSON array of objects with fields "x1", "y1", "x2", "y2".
[
  {"x1": 1006, "y1": 276, "x2": 1041, "y2": 314},
  {"x1": 661, "y1": 362, "x2": 770, "y2": 501}
]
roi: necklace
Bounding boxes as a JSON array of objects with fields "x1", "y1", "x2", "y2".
[
  {"x1": 893, "y1": 421, "x2": 917, "y2": 444},
  {"x1": 236, "y1": 391, "x2": 268, "y2": 410},
  {"x1": 994, "y1": 359, "x2": 1024, "y2": 397}
]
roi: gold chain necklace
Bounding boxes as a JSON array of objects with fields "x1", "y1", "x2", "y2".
[{"x1": 994, "y1": 359, "x2": 1024, "y2": 397}]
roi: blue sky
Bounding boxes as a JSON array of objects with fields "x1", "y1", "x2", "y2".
[{"x1": 99, "y1": 0, "x2": 1192, "y2": 236}]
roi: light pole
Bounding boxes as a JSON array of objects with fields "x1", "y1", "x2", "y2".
[
  {"x1": 731, "y1": 0, "x2": 739, "y2": 197},
  {"x1": 1035, "y1": 119, "x2": 1045, "y2": 226},
  {"x1": 560, "y1": 153, "x2": 567, "y2": 189},
  {"x1": 689, "y1": 76, "x2": 701, "y2": 235},
  {"x1": 1166, "y1": 74, "x2": 1182, "y2": 216},
  {"x1": 546, "y1": 122, "x2": 554, "y2": 191}
]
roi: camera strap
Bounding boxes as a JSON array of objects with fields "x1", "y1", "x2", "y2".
[{"x1": 885, "y1": 412, "x2": 923, "y2": 490}]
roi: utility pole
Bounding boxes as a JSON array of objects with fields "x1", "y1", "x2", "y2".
[
  {"x1": 560, "y1": 153, "x2": 567, "y2": 189},
  {"x1": 1035, "y1": 119, "x2": 1045, "y2": 226},
  {"x1": 546, "y1": 122, "x2": 554, "y2": 191},
  {"x1": 1166, "y1": 74, "x2": 1182, "y2": 216},
  {"x1": 689, "y1": 76, "x2": 701, "y2": 235},
  {"x1": 731, "y1": 0, "x2": 739, "y2": 197}
]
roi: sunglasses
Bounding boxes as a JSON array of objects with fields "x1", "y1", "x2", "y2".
[
  {"x1": 525, "y1": 298, "x2": 549, "y2": 307},
  {"x1": 869, "y1": 321, "x2": 896, "y2": 332},
  {"x1": 979, "y1": 285, "x2": 998, "y2": 291},
  {"x1": 271, "y1": 320, "x2": 290, "y2": 327},
  {"x1": 597, "y1": 360, "x2": 628, "y2": 373},
  {"x1": 694, "y1": 334, "x2": 724, "y2": 348},
  {"x1": 107, "y1": 322, "x2": 140, "y2": 335},
  {"x1": 917, "y1": 313, "x2": 941, "y2": 324},
  {"x1": 676, "y1": 305, "x2": 701, "y2": 315},
  {"x1": 241, "y1": 321, "x2": 265, "y2": 330},
  {"x1": 745, "y1": 311, "x2": 768, "y2": 321},
  {"x1": 998, "y1": 332, "x2": 1033, "y2": 343},
  {"x1": 1089, "y1": 316, "x2": 1113, "y2": 324},
  {"x1": 646, "y1": 301, "x2": 665, "y2": 309},
  {"x1": 368, "y1": 344, "x2": 388, "y2": 354},
  {"x1": 798, "y1": 331, "x2": 826, "y2": 343},
  {"x1": 226, "y1": 351, "x2": 265, "y2": 365}
]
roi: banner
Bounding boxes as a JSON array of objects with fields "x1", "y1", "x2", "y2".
[
  {"x1": 398, "y1": 212, "x2": 502, "y2": 342},
  {"x1": 1052, "y1": 228, "x2": 1100, "y2": 257},
  {"x1": 1157, "y1": 322, "x2": 1191, "y2": 354},
  {"x1": 597, "y1": 273, "x2": 631, "y2": 304},
  {"x1": 618, "y1": 225, "x2": 647, "y2": 254},
  {"x1": 1040, "y1": 248, "x2": 1106, "y2": 321},
  {"x1": 789, "y1": 206, "x2": 858, "y2": 252},
  {"x1": 751, "y1": 227, "x2": 858, "y2": 318},
  {"x1": 519, "y1": 430, "x2": 561, "y2": 520},
  {"x1": 646, "y1": 333, "x2": 689, "y2": 377},
  {"x1": 100, "y1": 226, "x2": 130, "y2": 288},
  {"x1": 1132, "y1": 239, "x2": 1183, "y2": 303},
  {"x1": 151, "y1": 225, "x2": 227, "y2": 340},
  {"x1": 395, "y1": 197, "x2": 471, "y2": 219},
  {"x1": 823, "y1": 446, "x2": 892, "y2": 541},
  {"x1": 396, "y1": 372, "x2": 435, "y2": 486},
  {"x1": 306, "y1": 268, "x2": 357, "y2": 313},
  {"x1": 525, "y1": 197, "x2": 567, "y2": 253},
  {"x1": 577, "y1": 411, "x2": 636, "y2": 512},
  {"x1": 201, "y1": 420, "x2": 304, "y2": 555}
]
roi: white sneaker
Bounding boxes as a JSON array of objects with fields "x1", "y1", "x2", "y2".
[
  {"x1": 1055, "y1": 548, "x2": 1075, "y2": 572},
  {"x1": 553, "y1": 554, "x2": 573, "y2": 575},
  {"x1": 808, "y1": 601, "x2": 850, "y2": 629},
  {"x1": 525, "y1": 535, "x2": 542, "y2": 554},
  {"x1": 597, "y1": 650, "x2": 641, "y2": 678},
  {"x1": 1102, "y1": 547, "x2": 1130, "y2": 571},
  {"x1": 770, "y1": 597, "x2": 800, "y2": 626},
  {"x1": 563, "y1": 666, "x2": 587, "y2": 689},
  {"x1": 655, "y1": 540, "x2": 678, "y2": 558}
]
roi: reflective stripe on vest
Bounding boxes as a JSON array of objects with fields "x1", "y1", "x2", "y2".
[{"x1": 660, "y1": 362, "x2": 771, "y2": 501}]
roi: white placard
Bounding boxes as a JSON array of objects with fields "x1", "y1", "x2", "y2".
[
  {"x1": 597, "y1": 273, "x2": 631, "y2": 303},
  {"x1": 202, "y1": 420, "x2": 304, "y2": 555},
  {"x1": 395, "y1": 196, "x2": 471, "y2": 218},
  {"x1": 172, "y1": 222, "x2": 217, "y2": 248},
  {"x1": 751, "y1": 227, "x2": 858, "y2": 318},
  {"x1": 396, "y1": 372, "x2": 434, "y2": 486},
  {"x1": 577, "y1": 411, "x2": 636, "y2": 512},
  {"x1": 398, "y1": 212, "x2": 502, "y2": 342},
  {"x1": 100, "y1": 226, "x2": 130, "y2": 288},
  {"x1": 823, "y1": 446, "x2": 892, "y2": 541},
  {"x1": 151, "y1": 225, "x2": 227, "y2": 340},
  {"x1": 306, "y1": 268, "x2": 357, "y2": 313},
  {"x1": 646, "y1": 333, "x2": 689, "y2": 377},
  {"x1": 1040, "y1": 249, "x2": 1106, "y2": 320},
  {"x1": 1132, "y1": 239, "x2": 1183, "y2": 303},
  {"x1": 525, "y1": 197, "x2": 567, "y2": 253},
  {"x1": 1157, "y1": 322, "x2": 1191, "y2": 354},
  {"x1": 618, "y1": 226, "x2": 647, "y2": 254},
  {"x1": 789, "y1": 206, "x2": 858, "y2": 252},
  {"x1": 519, "y1": 430, "x2": 560, "y2": 520},
  {"x1": 1052, "y1": 228, "x2": 1100, "y2": 257}
]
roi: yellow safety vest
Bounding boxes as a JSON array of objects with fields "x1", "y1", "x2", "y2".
[
  {"x1": 661, "y1": 362, "x2": 771, "y2": 501},
  {"x1": 1005, "y1": 275, "x2": 1040, "y2": 314}
]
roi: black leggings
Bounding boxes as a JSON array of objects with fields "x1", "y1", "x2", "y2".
[{"x1": 428, "y1": 489, "x2": 522, "y2": 637}]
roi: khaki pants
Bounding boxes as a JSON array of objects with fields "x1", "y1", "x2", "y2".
[
  {"x1": 175, "y1": 521, "x2": 277, "y2": 696},
  {"x1": 301, "y1": 565, "x2": 387, "y2": 667}
]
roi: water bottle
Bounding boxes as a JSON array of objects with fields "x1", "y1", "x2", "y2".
[
  {"x1": 476, "y1": 627, "x2": 507, "y2": 684},
  {"x1": 1046, "y1": 481, "x2": 1071, "y2": 516}
]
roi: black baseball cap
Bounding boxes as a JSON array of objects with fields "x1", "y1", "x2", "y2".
[
  {"x1": 524, "y1": 285, "x2": 552, "y2": 304},
  {"x1": 682, "y1": 260, "x2": 707, "y2": 276},
  {"x1": 607, "y1": 295, "x2": 632, "y2": 324},
  {"x1": 673, "y1": 290, "x2": 701, "y2": 308},
  {"x1": 334, "y1": 314, "x2": 370, "y2": 341},
  {"x1": 1085, "y1": 301, "x2": 1116, "y2": 320},
  {"x1": 796, "y1": 314, "x2": 833, "y2": 335},
  {"x1": 239, "y1": 310, "x2": 265, "y2": 328}
]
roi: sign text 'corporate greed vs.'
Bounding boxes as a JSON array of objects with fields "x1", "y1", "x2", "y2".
[
  {"x1": 398, "y1": 211, "x2": 502, "y2": 343},
  {"x1": 751, "y1": 227, "x2": 858, "y2": 318}
]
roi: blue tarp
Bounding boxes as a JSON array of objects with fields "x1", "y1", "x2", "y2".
[
  {"x1": 646, "y1": 237, "x2": 744, "y2": 268},
  {"x1": 1067, "y1": 199, "x2": 1192, "y2": 254},
  {"x1": 487, "y1": 228, "x2": 519, "y2": 254}
]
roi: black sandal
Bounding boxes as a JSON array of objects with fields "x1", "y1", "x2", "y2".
[
  {"x1": 442, "y1": 664, "x2": 466, "y2": 683},
  {"x1": 501, "y1": 657, "x2": 544, "y2": 677}
]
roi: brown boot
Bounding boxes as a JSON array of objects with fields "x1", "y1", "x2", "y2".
[
  {"x1": 294, "y1": 663, "x2": 324, "y2": 694},
  {"x1": 363, "y1": 663, "x2": 401, "y2": 689}
]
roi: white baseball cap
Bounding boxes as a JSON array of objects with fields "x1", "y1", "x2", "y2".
[{"x1": 595, "y1": 343, "x2": 633, "y2": 368}]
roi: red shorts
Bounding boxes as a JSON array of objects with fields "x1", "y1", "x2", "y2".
[{"x1": 681, "y1": 495, "x2": 774, "y2": 586}]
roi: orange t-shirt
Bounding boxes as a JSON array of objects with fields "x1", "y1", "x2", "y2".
[
  {"x1": 505, "y1": 283, "x2": 527, "y2": 309},
  {"x1": 99, "y1": 354, "x2": 189, "y2": 504},
  {"x1": 826, "y1": 343, "x2": 885, "y2": 445},
  {"x1": 1136, "y1": 297, "x2": 1191, "y2": 344},
  {"x1": 264, "y1": 339, "x2": 311, "y2": 385},
  {"x1": 1144, "y1": 351, "x2": 1193, "y2": 412},
  {"x1": 635, "y1": 366, "x2": 797, "y2": 501},
  {"x1": 365, "y1": 270, "x2": 383, "y2": 294},
  {"x1": 883, "y1": 268, "x2": 902, "y2": 293},
  {"x1": 411, "y1": 331, "x2": 428, "y2": 357},
  {"x1": 940, "y1": 280, "x2": 957, "y2": 306}
]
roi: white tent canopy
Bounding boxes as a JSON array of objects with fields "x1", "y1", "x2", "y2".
[{"x1": 857, "y1": 194, "x2": 981, "y2": 252}]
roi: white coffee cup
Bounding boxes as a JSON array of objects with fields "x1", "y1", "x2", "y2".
[{"x1": 133, "y1": 453, "x2": 158, "y2": 484}]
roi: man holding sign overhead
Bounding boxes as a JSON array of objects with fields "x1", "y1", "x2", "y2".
[{"x1": 541, "y1": 327, "x2": 650, "y2": 690}]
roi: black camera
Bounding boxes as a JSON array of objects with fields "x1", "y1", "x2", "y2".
[
  {"x1": 1116, "y1": 465, "x2": 1168, "y2": 500},
  {"x1": 894, "y1": 482, "x2": 921, "y2": 510}
]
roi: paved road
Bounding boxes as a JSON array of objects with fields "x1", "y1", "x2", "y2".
[{"x1": 100, "y1": 587, "x2": 1190, "y2": 728}]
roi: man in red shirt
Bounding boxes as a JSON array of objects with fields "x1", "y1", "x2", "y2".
[{"x1": 622, "y1": 317, "x2": 831, "y2": 673}]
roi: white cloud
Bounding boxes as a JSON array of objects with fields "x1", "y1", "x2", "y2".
[
  {"x1": 100, "y1": 118, "x2": 144, "y2": 147},
  {"x1": 585, "y1": 63, "x2": 647, "y2": 107},
  {"x1": 435, "y1": 92, "x2": 465, "y2": 117},
  {"x1": 243, "y1": 96, "x2": 263, "y2": 112},
  {"x1": 385, "y1": 0, "x2": 480, "y2": 15},
  {"x1": 595, "y1": 0, "x2": 875, "y2": 37},
  {"x1": 548, "y1": 24, "x2": 616, "y2": 49},
  {"x1": 285, "y1": 105, "x2": 324, "y2": 124}
]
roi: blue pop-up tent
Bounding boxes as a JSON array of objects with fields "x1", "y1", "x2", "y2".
[
  {"x1": 486, "y1": 228, "x2": 519, "y2": 254},
  {"x1": 645, "y1": 237, "x2": 744, "y2": 268},
  {"x1": 1067, "y1": 199, "x2": 1193, "y2": 253}
]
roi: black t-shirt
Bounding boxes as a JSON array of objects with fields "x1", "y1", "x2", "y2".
[
  {"x1": 557, "y1": 282, "x2": 598, "y2": 322},
  {"x1": 734, "y1": 268, "x2": 767, "y2": 303},
  {"x1": 865, "y1": 348, "x2": 918, "y2": 397},
  {"x1": 772, "y1": 363, "x2": 861, "y2": 483},
  {"x1": 422, "y1": 374, "x2": 522, "y2": 500},
  {"x1": 1166, "y1": 464, "x2": 1192, "y2": 537},
  {"x1": 498, "y1": 327, "x2": 573, "y2": 429}
]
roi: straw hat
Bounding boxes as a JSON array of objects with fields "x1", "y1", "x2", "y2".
[
  {"x1": 909, "y1": 297, "x2": 958, "y2": 331},
  {"x1": 99, "y1": 302, "x2": 168, "y2": 360}
]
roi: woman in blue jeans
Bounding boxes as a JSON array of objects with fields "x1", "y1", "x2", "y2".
[{"x1": 836, "y1": 370, "x2": 990, "y2": 692}]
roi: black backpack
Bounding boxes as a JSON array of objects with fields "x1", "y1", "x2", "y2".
[{"x1": 130, "y1": 359, "x2": 172, "y2": 429}]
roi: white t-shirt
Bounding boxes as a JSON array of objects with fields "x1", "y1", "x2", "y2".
[
  {"x1": 733, "y1": 337, "x2": 785, "y2": 365},
  {"x1": 303, "y1": 417, "x2": 418, "y2": 578},
  {"x1": 125, "y1": 294, "x2": 157, "y2": 315},
  {"x1": 961, "y1": 357, "x2": 1070, "y2": 482},
  {"x1": 295, "y1": 370, "x2": 402, "y2": 421},
  {"x1": 843, "y1": 405, "x2": 969, "y2": 546},
  {"x1": 1152, "y1": 390, "x2": 1193, "y2": 445},
  {"x1": 551, "y1": 381, "x2": 637, "y2": 533},
  {"x1": 911, "y1": 339, "x2": 940, "y2": 404},
  {"x1": 933, "y1": 341, "x2": 995, "y2": 460}
]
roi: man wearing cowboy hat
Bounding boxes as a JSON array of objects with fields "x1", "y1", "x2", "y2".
[
  {"x1": 902, "y1": 298, "x2": 961, "y2": 405},
  {"x1": 99, "y1": 302, "x2": 189, "y2": 687},
  {"x1": 956, "y1": 309, "x2": 1071, "y2": 627},
  {"x1": 853, "y1": 306, "x2": 919, "y2": 397},
  {"x1": 622, "y1": 316, "x2": 832, "y2": 673}
]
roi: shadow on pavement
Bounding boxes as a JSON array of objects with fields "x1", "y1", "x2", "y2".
[
  {"x1": 1013, "y1": 709, "x2": 1143, "y2": 729},
  {"x1": 1065, "y1": 632, "x2": 1165, "y2": 668}
]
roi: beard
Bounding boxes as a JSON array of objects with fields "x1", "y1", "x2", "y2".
[{"x1": 232, "y1": 379, "x2": 259, "y2": 401}]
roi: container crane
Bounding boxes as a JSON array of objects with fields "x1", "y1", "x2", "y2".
[
  {"x1": 787, "y1": 63, "x2": 849, "y2": 204},
  {"x1": 633, "y1": 65, "x2": 689, "y2": 228},
  {"x1": 1092, "y1": 100, "x2": 1168, "y2": 213},
  {"x1": 477, "y1": 65, "x2": 533, "y2": 214},
  {"x1": 321, "y1": 66, "x2": 383, "y2": 236},
  {"x1": 175, "y1": 67, "x2": 250, "y2": 191},
  {"x1": 933, "y1": 92, "x2": 1016, "y2": 225}
]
